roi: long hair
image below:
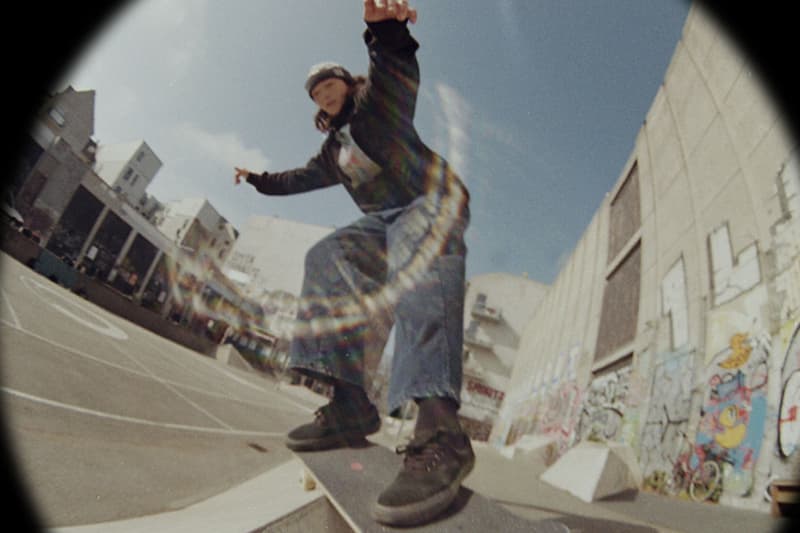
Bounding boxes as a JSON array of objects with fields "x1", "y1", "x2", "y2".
[{"x1": 313, "y1": 75, "x2": 367, "y2": 133}]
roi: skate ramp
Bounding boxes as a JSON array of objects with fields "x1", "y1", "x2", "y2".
[{"x1": 540, "y1": 441, "x2": 643, "y2": 502}]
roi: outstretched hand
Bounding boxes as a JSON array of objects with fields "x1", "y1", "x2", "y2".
[
  {"x1": 364, "y1": 0, "x2": 417, "y2": 24},
  {"x1": 234, "y1": 167, "x2": 250, "y2": 185}
]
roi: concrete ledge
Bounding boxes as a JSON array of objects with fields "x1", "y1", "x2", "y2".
[
  {"x1": 51, "y1": 459, "x2": 321, "y2": 533},
  {"x1": 216, "y1": 344, "x2": 254, "y2": 373}
]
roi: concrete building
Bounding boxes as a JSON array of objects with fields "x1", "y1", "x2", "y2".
[
  {"x1": 94, "y1": 140, "x2": 163, "y2": 214},
  {"x1": 15, "y1": 87, "x2": 204, "y2": 317},
  {"x1": 460, "y1": 273, "x2": 549, "y2": 440},
  {"x1": 491, "y1": 3, "x2": 799, "y2": 513},
  {"x1": 155, "y1": 197, "x2": 238, "y2": 269},
  {"x1": 14, "y1": 87, "x2": 98, "y2": 239},
  {"x1": 30, "y1": 86, "x2": 96, "y2": 158},
  {"x1": 223, "y1": 215, "x2": 333, "y2": 300}
]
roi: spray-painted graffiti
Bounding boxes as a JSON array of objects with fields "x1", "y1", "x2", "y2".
[
  {"x1": 537, "y1": 381, "x2": 582, "y2": 453},
  {"x1": 502, "y1": 346, "x2": 582, "y2": 449},
  {"x1": 536, "y1": 346, "x2": 583, "y2": 452},
  {"x1": 577, "y1": 365, "x2": 631, "y2": 442},
  {"x1": 696, "y1": 331, "x2": 769, "y2": 497},
  {"x1": 779, "y1": 321, "x2": 800, "y2": 456},
  {"x1": 640, "y1": 348, "x2": 694, "y2": 477},
  {"x1": 779, "y1": 370, "x2": 800, "y2": 457}
]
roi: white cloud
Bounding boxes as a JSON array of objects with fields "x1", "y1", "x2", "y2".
[
  {"x1": 171, "y1": 122, "x2": 271, "y2": 171},
  {"x1": 435, "y1": 82, "x2": 472, "y2": 180},
  {"x1": 129, "y1": 0, "x2": 209, "y2": 82}
]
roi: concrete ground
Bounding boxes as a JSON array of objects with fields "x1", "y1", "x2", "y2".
[
  {"x1": 0, "y1": 252, "x2": 323, "y2": 530},
  {"x1": 1, "y1": 252, "x2": 792, "y2": 532},
  {"x1": 461, "y1": 441, "x2": 789, "y2": 533}
]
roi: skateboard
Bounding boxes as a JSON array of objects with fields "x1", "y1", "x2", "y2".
[{"x1": 293, "y1": 440, "x2": 571, "y2": 532}]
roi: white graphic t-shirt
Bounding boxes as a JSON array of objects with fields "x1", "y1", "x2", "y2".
[{"x1": 336, "y1": 124, "x2": 382, "y2": 188}]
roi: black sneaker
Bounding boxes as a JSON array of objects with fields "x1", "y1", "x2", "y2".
[
  {"x1": 286, "y1": 398, "x2": 381, "y2": 451},
  {"x1": 373, "y1": 429, "x2": 476, "y2": 526}
]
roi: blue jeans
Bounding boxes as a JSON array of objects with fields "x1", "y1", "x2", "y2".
[{"x1": 289, "y1": 191, "x2": 470, "y2": 415}]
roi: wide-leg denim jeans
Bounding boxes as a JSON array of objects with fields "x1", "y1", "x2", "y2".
[{"x1": 289, "y1": 192, "x2": 469, "y2": 415}]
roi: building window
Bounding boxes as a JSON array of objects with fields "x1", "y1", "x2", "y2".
[
  {"x1": 122, "y1": 168, "x2": 134, "y2": 181},
  {"x1": 594, "y1": 242, "x2": 641, "y2": 362},
  {"x1": 130, "y1": 174, "x2": 139, "y2": 186},
  {"x1": 48, "y1": 107, "x2": 66, "y2": 127},
  {"x1": 608, "y1": 163, "x2": 641, "y2": 263},
  {"x1": 136, "y1": 151, "x2": 146, "y2": 163}
]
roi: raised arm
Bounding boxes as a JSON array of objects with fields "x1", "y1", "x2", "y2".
[
  {"x1": 360, "y1": 1, "x2": 421, "y2": 125},
  {"x1": 234, "y1": 151, "x2": 338, "y2": 196}
]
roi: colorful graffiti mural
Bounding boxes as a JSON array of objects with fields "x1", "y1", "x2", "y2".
[{"x1": 696, "y1": 331, "x2": 770, "y2": 497}]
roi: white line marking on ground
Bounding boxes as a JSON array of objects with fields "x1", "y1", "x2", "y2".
[
  {"x1": 137, "y1": 333, "x2": 265, "y2": 395},
  {"x1": 108, "y1": 342, "x2": 235, "y2": 430},
  {"x1": 137, "y1": 331, "x2": 315, "y2": 414},
  {"x1": 0, "y1": 323, "x2": 303, "y2": 414},
  {"x1": 20, "y1": 275, "x2": 128, "y2": 340},
  {"x1": 2, "y1": 386, "x2": 285, "y2": 438},
  {"x1": 0, "y1": 288, "x2": 21, "y2": 329}
]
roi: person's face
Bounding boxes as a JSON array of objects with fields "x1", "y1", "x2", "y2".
[{"x1": 311, "y1": 77, "x2": 349, "y2": 117}]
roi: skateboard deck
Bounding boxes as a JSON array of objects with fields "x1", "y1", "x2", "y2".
[{"x1": 294, "y1": 440, "x2": 571, "y2": 532}]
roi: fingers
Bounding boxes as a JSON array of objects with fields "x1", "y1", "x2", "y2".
[
  {"x1": 390, "y1": 0, "x2": 404, "y2": 19},
  {"x1": 364, "y1": 0, "x2": 416, "y2": 23},
  {"x1": 234, "y1": 167, "x2": 248, "y2": 185}
]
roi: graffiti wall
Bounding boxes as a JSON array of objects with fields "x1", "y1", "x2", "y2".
[
  {"x1": 536, "y1": 346, "x2": 582, "y2": 451},
  {"x1": 778, "y1": 321, "x2": 800, "y2": 458},
  {"x1": 499, "y1": 345, "x2": 582, "y2": 451},
  {"x1": 577, "y1": 364, "x2": 631, "y2": 442},
  {"x1": 537, "y1": 380, "x2": 582, "y2": 452},
  {"x1": 696, "y1": 322, "x2": 770, "y2": 497},
  {"x1": 640, "y1": 347, "x2": 695, "y2": 477}
]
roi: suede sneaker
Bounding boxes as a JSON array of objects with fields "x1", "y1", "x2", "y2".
[
  {"x1": 373, "y1": 429, "x2": 476, "y2": 526},
  {"x1": 286, "y1": 398, "x2": 380, "y2": 451}
]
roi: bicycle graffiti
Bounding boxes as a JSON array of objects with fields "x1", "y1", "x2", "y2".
[{"x1": 660, "y1": 430, "x2": 733, "y2": 502}]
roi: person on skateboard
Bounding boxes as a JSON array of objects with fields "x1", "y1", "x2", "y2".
[{"x1": 234, "y1": 0, "x2": 473, "y2": 526}]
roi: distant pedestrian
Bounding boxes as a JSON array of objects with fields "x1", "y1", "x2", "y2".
[{"x1": 234, "y1": 1, "x2": 472, "y2": 526}]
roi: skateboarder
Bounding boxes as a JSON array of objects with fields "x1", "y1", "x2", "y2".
[{"x1": 234, "y1": 0, "x2": 473, "y2": 526}]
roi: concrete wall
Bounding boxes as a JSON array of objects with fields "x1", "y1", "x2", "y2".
[{"x1": 492, "y1": 3, "x2": 799, "y2": 512}]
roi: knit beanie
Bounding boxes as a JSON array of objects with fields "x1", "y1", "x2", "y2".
[{"x1": 305, "y1": 62, "x2": 354, "y2": 97}]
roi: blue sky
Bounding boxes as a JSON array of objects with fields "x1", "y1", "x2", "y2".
[{"x1": 61, "y1": 0, "x2": 691, "y2": 283}]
